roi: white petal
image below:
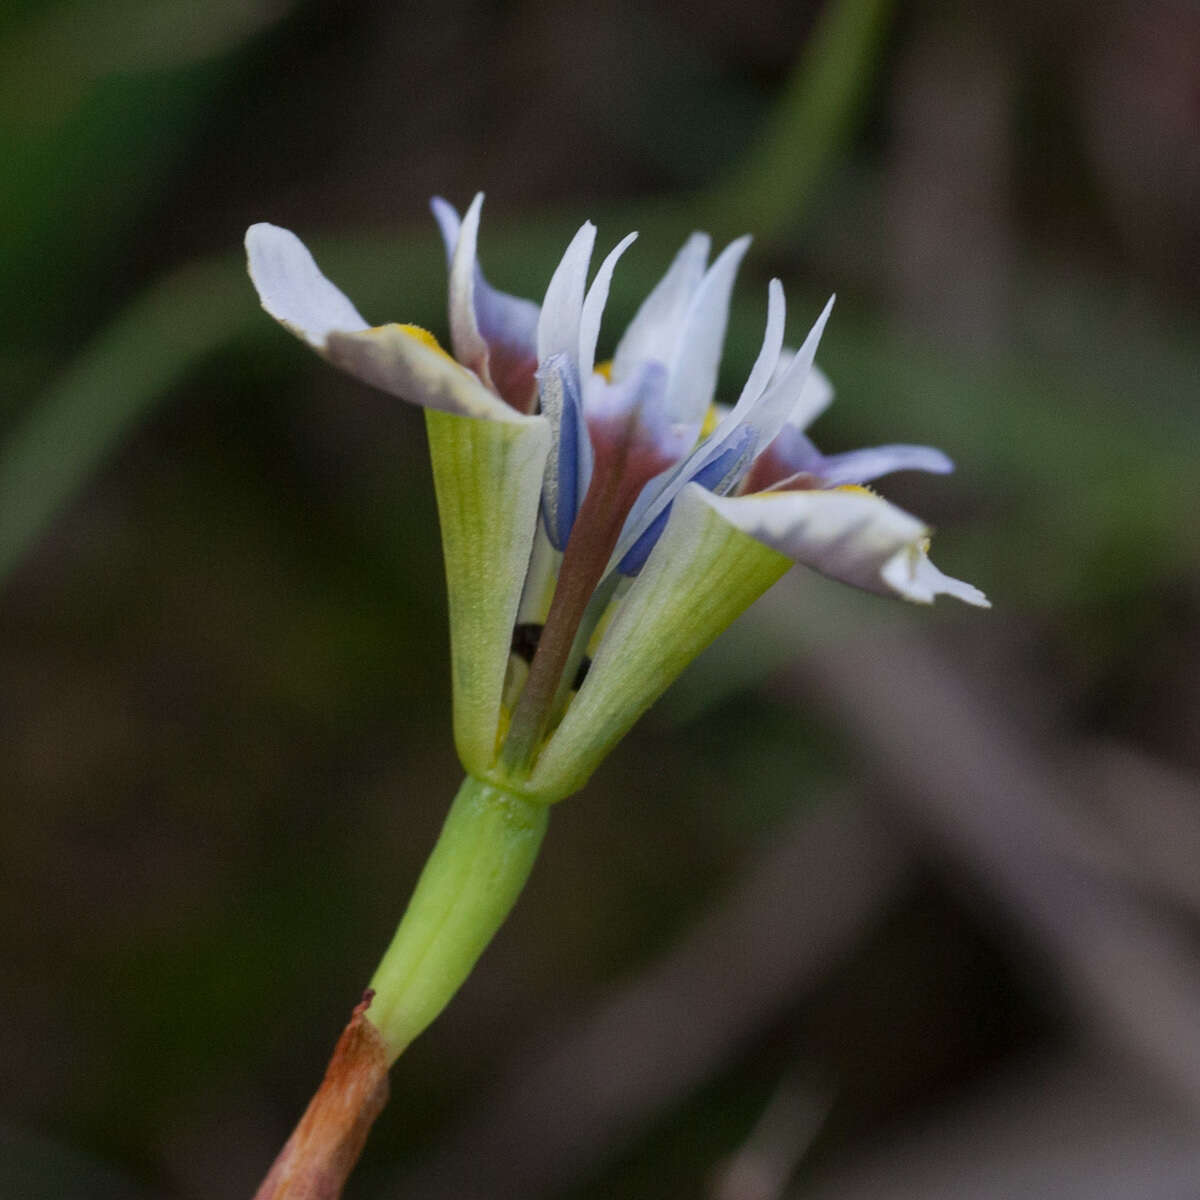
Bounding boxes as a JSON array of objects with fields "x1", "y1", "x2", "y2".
[
  {"x1": 245, "y1": 221, "x2": 527, "y2": 422},
  {"x1": 695, "y1": 485, "x2": 987, "y2": 605},
  {"x1": 697, "y1": 277, "x2": 787, "y2": 451},
  {"x1": 579, "y1": 231, "x2": 638, "y2": 377},
  {"x1": 325, "y1": 325, "x2": 528, "y2": 423},
  {"x1": 782, "y1": 362, "x2": 835, "y2": 432},
  {"x1": 429, "y1": 195, "x2": 461, "y2": 264},
  {"x1": 734, "y1": 279, "x2": 786, "y2": 412},
  {"x1": 447, "y1": 192, "x2": 490, "y2": 376},
  {"x1": 538, "y1": 222, "x2": 596, "y2": 366},
  {"x1": 692, "y1": 294, "x2": 832, "y2": 482},
  {"x1": 662, "y1": 235, "x2": 752, "y2": 427},
  {"x1": 881, "y1": 543, "x2": 991, "y2": 607},
  {"x1": 611, "y1": 232, "x2": 710, "y2": 382},
  {"x1": 245, "y1": 223, "x2": 369, "y2": 348},
  {"x1": 744, "y1": 295, "x2": 835, "y2": 452}
]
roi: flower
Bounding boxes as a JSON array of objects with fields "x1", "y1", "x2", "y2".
[{"x1": 245, "y1": 194, "x2": 987, "y2": 799}]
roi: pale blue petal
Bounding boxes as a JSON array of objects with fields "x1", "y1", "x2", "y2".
[
  {"x1": 538, "y1": 353, "x2": 592, "y2": 550},
  {"x1": 615, "y1": 424, "x2": 755, "y2": 575},
  {"x1": 615, "y1": 505, "x2": 670, "y2": 576},
  {"x1": 781, "y1": 362, "x2": 834, "y2": 432},
  {"x1": 610, "y1": 461, "x2": 673, "y2": 572},
  {"x1": 690, "y1": 424, "x2": 758, "y2": 494},
  {"x1": 814, "y1": 443, "x2": 954, "y2": 487},
  {"x1": 605, "y1": 282, "x2": 792, "y2": 573},
  {"x1": 760, "y1": 426, "x2": 822, "y2": 475},
  {"x1": 612, "y1": 293, "x2": 832, "y2": 571},
  {"x1": 611, "y1": 232, "x2": 710, "y2": 382},
  {"x1": 432, "y1": 195, "x2": 540, "y2": 408},
  {"x1": 582, "y1": 359, "x2": 672, "y2": 441}
]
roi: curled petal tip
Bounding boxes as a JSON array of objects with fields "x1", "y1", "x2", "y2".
[{"x1": 880, "y1": 537, "x2": 991, "y2": 608}]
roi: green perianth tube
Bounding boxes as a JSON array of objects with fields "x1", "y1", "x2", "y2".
[{"x1": 367, "y1": 775, "x2": 550, "y2": 1061}]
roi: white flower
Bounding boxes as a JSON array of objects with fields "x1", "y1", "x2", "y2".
[{"x1": 246, "y1": 195, "x2": 987, "y2": 796}]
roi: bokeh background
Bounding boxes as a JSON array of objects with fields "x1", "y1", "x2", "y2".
[{"x1": 2, "y1": 0, "x2": 1199, "y2": 1196}]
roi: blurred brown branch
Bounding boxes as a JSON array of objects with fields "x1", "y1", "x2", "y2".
[{"x1": 791, "y1": 623, "x2": 1200, "y2": 1115}]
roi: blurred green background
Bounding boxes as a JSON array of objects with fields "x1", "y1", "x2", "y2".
[{"x1": 2, "y1": 0, "x2": 1199, "y2": 1197}]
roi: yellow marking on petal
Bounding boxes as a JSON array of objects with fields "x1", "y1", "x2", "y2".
[
  {"x1": 391, "y1": 323, "x2": 457, "y2": 363},
  {"x1": 593, "y1": 360, "x2": 613, "y2": 381},
  {"x1": 699, "y1": 403, "x2": 720, "y2": 439},
  {"x1": 834, "y1": 483, "x2": 880, "y2": 498}
]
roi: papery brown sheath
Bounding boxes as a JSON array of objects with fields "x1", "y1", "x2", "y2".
[{"x1": 253, "y1": 992, "x2": 389, "y2": 1200}]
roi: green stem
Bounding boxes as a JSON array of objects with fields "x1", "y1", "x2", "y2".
[{"x1": 367, "y1": 775, "x2": 549, "y2": 1061}]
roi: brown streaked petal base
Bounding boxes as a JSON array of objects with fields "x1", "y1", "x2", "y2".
[
  {"x1": 500, "y1": 398, "x2": 678, "y2": 770},
  {"x1": 254, "y1": 992, "x2": 390, "y2": 1200}
]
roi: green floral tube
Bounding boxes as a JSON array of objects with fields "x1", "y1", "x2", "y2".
[{"x1": 367, "y1": 775, "x2": 549, "y2": 1060}]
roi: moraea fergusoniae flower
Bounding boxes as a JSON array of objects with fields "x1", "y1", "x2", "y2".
[{"x1": 246, "y1": 194, "x2": 987, "y2": 801}]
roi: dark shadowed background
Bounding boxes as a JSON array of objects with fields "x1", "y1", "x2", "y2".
[{"x1": 2, "y1": 0, "x2": 1199, "y2": 1197}]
